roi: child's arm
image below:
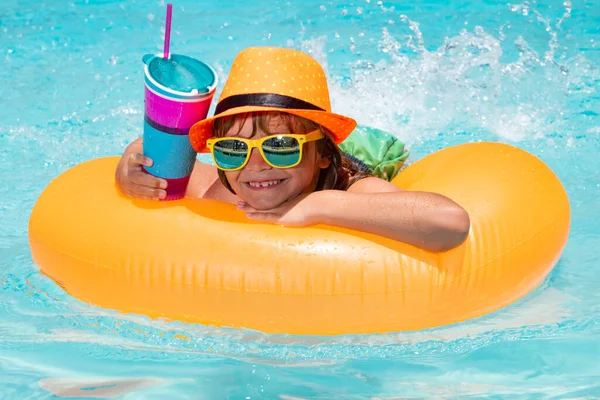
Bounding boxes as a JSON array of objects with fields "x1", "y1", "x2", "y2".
[
  {"x1": 115, "y1": 137, "x2": 227, "y2": 200},
  {"x1": 319, "y1": 178, "x2": 470, "y2": 252},
  {"x1": 238, "y1": 177, "x2": 470, "y2": 252}
]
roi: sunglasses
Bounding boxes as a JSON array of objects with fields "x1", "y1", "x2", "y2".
[{"x1": 206, "y1": 129, "x2": 325, "y2": 171}]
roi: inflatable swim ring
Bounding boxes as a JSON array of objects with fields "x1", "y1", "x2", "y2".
[{"x1": 28, "y1": 141, "x2": 570, "y2": 335}]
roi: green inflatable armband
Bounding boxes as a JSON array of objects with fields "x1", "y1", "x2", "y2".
[{"x1": 339, "y1": 125, "x2": 410, "y2": 181}]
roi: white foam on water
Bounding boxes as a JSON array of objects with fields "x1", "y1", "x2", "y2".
[{"x1": 298, "y1": 4, "x2": 597, "y2": 146}]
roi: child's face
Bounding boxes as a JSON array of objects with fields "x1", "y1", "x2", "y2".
[{"x1": 223, "y1": 114, "x2": 331, "y2": 210}]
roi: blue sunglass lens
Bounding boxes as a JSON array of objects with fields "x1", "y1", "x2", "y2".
[
  {"x1": 213, "y1": 140, "x2": 249, "y2": 170},
  {"x1": 262, "y1": 136, "x2": 301, "y2": 167}
]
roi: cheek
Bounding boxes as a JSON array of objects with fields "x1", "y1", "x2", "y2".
[
  {"x1": 304, "y1": 143, "x2": 330, "y2": 174},
  {"x1": 295, "y1": 145, "x2": 321, "y2": 182},
  {"x1": 224, "y1": 171, "x2": 240, "y2": 187}
]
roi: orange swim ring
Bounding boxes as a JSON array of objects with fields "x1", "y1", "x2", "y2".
[{"x1": 28, "y1": 141, "x2": 570, "y2": 335}]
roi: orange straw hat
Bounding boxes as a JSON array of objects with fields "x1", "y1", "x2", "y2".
[{"x1": 189, "y1": 46, "x2": 357, "y2": 152}]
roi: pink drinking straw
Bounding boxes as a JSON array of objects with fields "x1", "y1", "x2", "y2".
[{"x1": 163, "y1": 3, "x2": 173, "y2": 59}]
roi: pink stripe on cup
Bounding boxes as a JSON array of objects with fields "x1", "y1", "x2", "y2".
[{"x1": 144, "y1": 87, "x2": 213, "y2": 130}]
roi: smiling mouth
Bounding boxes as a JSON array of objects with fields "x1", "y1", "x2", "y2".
[{"x1": 243, "y1": 179, "x2": 287, "y2": 189}]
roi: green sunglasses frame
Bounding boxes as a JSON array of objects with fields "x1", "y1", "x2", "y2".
[{"x1": 205, "y1": 129, "x2": 325, "y2": 171}]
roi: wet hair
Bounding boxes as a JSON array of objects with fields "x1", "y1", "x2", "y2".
[{"x1": 211, "y1": 111, "x2": 372, "y2": 195}]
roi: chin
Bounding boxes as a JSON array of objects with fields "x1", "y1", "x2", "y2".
[
  {"x1": 234, "y1": 179, "x2": 296, "y2": 210},
  {"x1": 243, "y1": 194, "x2": 288, "y2": 210},
  {"x1": 238, "y1": 185, "x2": 293, "y2": 210}
]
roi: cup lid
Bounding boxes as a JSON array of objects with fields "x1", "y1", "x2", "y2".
[{"x1": 143, "y1": 53, "x2": 217, "y2": 95}]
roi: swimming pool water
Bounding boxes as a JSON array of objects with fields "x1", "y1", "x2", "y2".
[{"x1": 1, "y1": 0, "x2": 599, "y2": 398}]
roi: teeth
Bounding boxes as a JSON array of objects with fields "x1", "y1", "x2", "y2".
[{"x1": 248, "y1": 180, "x2": 281, "y2": 188}]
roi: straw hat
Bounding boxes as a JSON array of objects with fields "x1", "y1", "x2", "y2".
[{"x1": 189, "y1": 46, "x2": 357, "y2": 152}]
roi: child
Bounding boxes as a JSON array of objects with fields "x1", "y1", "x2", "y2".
[{"x1": 116, "y1": 47, "x2": 469, "y2": 252}]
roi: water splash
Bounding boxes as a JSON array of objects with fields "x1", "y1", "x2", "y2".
[{"x1": 295, "y1": 5, "x2": 598, "y2": 145}]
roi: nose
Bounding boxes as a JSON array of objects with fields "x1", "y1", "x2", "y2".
[{"x1": 244, "y1": 147, "x2": 271, "y2": 171}]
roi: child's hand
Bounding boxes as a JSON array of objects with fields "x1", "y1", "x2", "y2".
[
  {"x1": 115, "y1": 148, "x2": 168, "y2": 201},
  {"x1": 236, "y1": 193, "x2": 319, "y2": 227}
]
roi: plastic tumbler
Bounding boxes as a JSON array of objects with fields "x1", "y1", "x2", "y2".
[{"x1": 142, "y1": 53, "x2": 217, "y2": 200}]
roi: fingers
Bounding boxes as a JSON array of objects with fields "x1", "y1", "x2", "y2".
[
  {"x1": 239, "y1": 205, "x2": 277, "y2": 222},
  {"x1": 127, "y1": 153, "x2": 167, "y2": 189},
  {"x1": 245, "y1": 212, "x2": 275, "y2": 222},
  {"x1": 119, "y1": 152, "x2": 168, "y2": 200},
  {"x1": 127, "y1": 169, "x2": 167, "y2": 200},
  {"x1": 129, "y1": 169, "x2": 168, "y2": 190},
  {"x1": 237, "y1": 202, "x2": 277, "y2": 221},
  {"x1": 128, "y1": 183, "x2": 167, "y2": 201},
  {"x1": 236, "y1": 201, "x2": 254, "y2": 212},
  {"x1": 121, "y1": 189, "x2": 156, "y2": 201},
  {"x1": 128, "y1": 152, "x2": 152, "y2": 168}
]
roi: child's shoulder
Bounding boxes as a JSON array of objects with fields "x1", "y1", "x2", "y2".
[
  {"x1": 185, "y1": 161, "x2": 219, "y2": 198},
  {"x1": 186, "y1": 161, "x2": 239, "y2": 202},
  {"x1": 346, "y1": 175, "x2": 402, "y2": 194}
]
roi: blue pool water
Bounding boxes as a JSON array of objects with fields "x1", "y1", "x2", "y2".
[{"x1": 1, "y1": 0, "x2": 599, "y2": 398}]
